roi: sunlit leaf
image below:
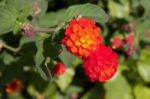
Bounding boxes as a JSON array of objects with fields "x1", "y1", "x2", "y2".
[
  {"x1": 108, "y1": 0, "x2": 130, "y2": 18},
  {"x1": 134, "y1": 85, "x2": 150, "y2": 99},
  {"x1": 0, "y1": 6, "x2": 17, "y2": 34},
  {"x1": 104, "y1": 73, "x2": 133, "y2": 99},
  {"x1": 64, "y1": 3, "x2": 108, "y2": 23},
  {"x1": 38, "y1": 9, "x2": 66, "y2": 27},
  {"x1": 55, "y1": 68, "x2": 75, "y2": 92}
]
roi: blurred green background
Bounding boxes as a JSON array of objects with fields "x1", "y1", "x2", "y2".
[{"x1": 0, "y1": 0, "x2": 150, "y2": 99}]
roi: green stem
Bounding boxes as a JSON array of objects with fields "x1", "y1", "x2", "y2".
[
  {"x1": 36, "y1": 28, "x2": 56, "y2": 33},
  {"x1": 3, "y1": 43, "x2": 20, "y2": 52},
  {"x1": 35, "y1": 22, "x2": 65, "y2": 33}
]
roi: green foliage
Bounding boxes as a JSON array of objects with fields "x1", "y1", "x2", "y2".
[
  {"x1": 64, "y1": 3, "x2": 108, "y2": 23},
  {"x1": 34, "y1": 34, "x2": 50, "y2": 81},
  {"x1": 38, "y1": 9, "x2": 66, "y2": 27},
  {"x1": 81, "y1": 85, "x2": 103, "y2": 99},
  {"x1": 108, "y1": 0, "x2": 130, "y2": 18},
  {"x1": 59, "y1": 46, "x2": 76, "y2": 67},
  {"x1": 134, "y1": 85, "x2": 150, "y2": 99},
  {"x1": 0, "y1": 0, "x2": 150, "y2": 99},
  {"x1": 0, "y1": 6, "x2": 17, "y2": 34},
  {"x1": 104, "y1": 73, "x2": 133, "y2": 99},
  {"x1": 55, "y1": 68, "x2": 75, "y2": 92},
  {"x1": 137, "y1": 49, "x2": 150, "y2": 82}
]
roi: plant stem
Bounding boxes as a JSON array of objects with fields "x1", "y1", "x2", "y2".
[
  {"x1": 35, "y1": 28, "x2": 56, "y2": 33},
  {"x1": 3, "y1": 43, "x2": 20, "y2": 52},
  {"x1": 35, "y1": 22, "x2": 65, "y2": 33}
]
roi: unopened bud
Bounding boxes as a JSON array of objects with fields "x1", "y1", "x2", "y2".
[
  {"x1": 110, "y1": 36, "x2": 124, "y2": 49},
  {"x1": 21, "y1": 23, "x2": 36, "y2": 37},
  {"x1": 124, "y1": 46, "x2": 136, "y2": 56},
  {"x1": 125, "y1": 33, "x2": 135, "y2": 46},
  {"x1": 122, "y1": 22, "x2": 135, "y2": 32},
  {"x1": 52, "y1": 62, "x2": 66, "y2": 76}
]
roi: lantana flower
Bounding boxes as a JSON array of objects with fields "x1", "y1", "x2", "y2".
[
  {"x1": 83, "y1": 44, "x2": 118, "y2": 82},
  {"x1": 62, "y1": 17, "x2": 103, "y2": 58}
]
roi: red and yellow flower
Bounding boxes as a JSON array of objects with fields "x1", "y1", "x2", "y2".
[{"x1": 62, "y1": 17, "x2": 103, "y2": 58}]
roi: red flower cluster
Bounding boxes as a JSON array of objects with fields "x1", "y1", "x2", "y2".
[
  {"x1": 5, "y1": 79, "x2": 22, "y2": 95},
  {"x1": 62, "y1": 18, "x2": 103, "y2": 58},
  {"x1": 62, "y1": 17, "x2": 118, "y2": 82},
  {"x1": 111, "y1": 36, "x2": 124, "y2": 49},
  {"x1": 110, "y1": 33, "x2": 136, "y2": 56},
  {"x1": 125, "y1": 33, "x2": 134, "y2": 46},
  {"x1": 83, "y1": 44, "x2": 118, "y2": 82},
  {"x1": 52, "y1": 63, "x2": 66, "y2": 76}
]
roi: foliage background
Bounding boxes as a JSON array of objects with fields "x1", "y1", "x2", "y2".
[{"x1": 0, "y1": 0, "x2": 150, "y2": 99}]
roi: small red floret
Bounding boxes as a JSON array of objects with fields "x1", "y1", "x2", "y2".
[{"x1": 52, "y1": 63, "x2": 66, "y2": 76}]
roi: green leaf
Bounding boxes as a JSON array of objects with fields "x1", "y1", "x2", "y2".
[
  {"x1": 13, "y1": 21, "x2": 22, "y2": 35},
  {"x1": 81, "y1": 86, "x2": 103, "y2": 99},
  {"x1": 59, "y1": 46, "x2": 76, "y2": 67},
  {"x1": 64, "y1": 3, "x2": 108, "y2": 23},
  {"x1": 6, "y1": 0, "x2": 29, "y2": 10},
  {"x1": 19, "y1": 37, "x2": 36, "y2": 48},
  {"x1": 6, "y1": 0, "x2": 48, "y2": 17},
  {"x1": 0, "y1": 6, "x2": 17, "y2": 34},
  {"x1": 137, "y1": 50, "x2": 150, "y2": 82},
  {"x1": 43, "y1": 83, "x2": 57, "y2": 98},
  {"x1": 65, "y1": 85, "x2": 83, "y2": 94},
  {"x1": 138, "y1": 62, "x2": 150, "y2": 82},
  {"x1": 139, "y1": 49, "x2": 150, "y2": 64},
  {"x1": 140, "y1": 0, "x2": 150, "y2": 10},
  {"x1": 8, "y1": 93, "x2": 24, "y2": 99},
  {"x1": 108, "y1": 0, "x2": 130, "y2": 18},
  {"x1": 28, "y1": 72, "x2": 48, "y2": 92},
  {"x1": 134, "y1": 85, "x2": 150, "y2": 99},
  {"x1": 55, "y1": 68, "x2": 75, "y2": 92},
  {"x1": 2, "y1": 52, "x2": 17, "y2": 65},
  {"x1": 136, "y1": 20, "x2": 150, "y2": 34},
  {"x1": 35, "y1": 33, "x2": 51, "y2": 81},
  {"x1": 104, "y1": 73, "x2": 133, "y2": 99},
  {"x1": 38, "y1": 9, "x2": 66, "y2": 27}
]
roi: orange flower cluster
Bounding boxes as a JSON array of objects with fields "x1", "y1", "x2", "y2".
[
  {"x1": 62, "y1": 18, "x2": 103, "y2": 58},
  {"x1": 5, "y1": 79, "x2": 22, "y2": 95},
  {"x1": 62, "y1": 17, "x2": 118, "y2": 82}
]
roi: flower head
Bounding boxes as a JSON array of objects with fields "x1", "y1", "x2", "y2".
[
  {"x1": 62, "y1": 17, "x2": 103, "y2": 58},
  {"x1": 83, "y1": 44, "x2": 118, "y2": 82},
  {"x1": 124, "y1": 46, "x2": 136, "y2": 56},
  {"x1": 52, "y1": 63, "x2": 66, "y2": 76},
  {"x1": 125, "y1": 33, "x2": 135, "y2": 46},
  {"x1": 111, "y1": 36, "x2": 124, "y2": 49},
  {"x1": 122, "y1": 22, "x2": 135, "y2": 32},
  {"x1": 5, "y1": 79, "x2": 22, "y2": 95},
  {"x1": 21, "y1": 23, "x2": 36, "y2": 37}
]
